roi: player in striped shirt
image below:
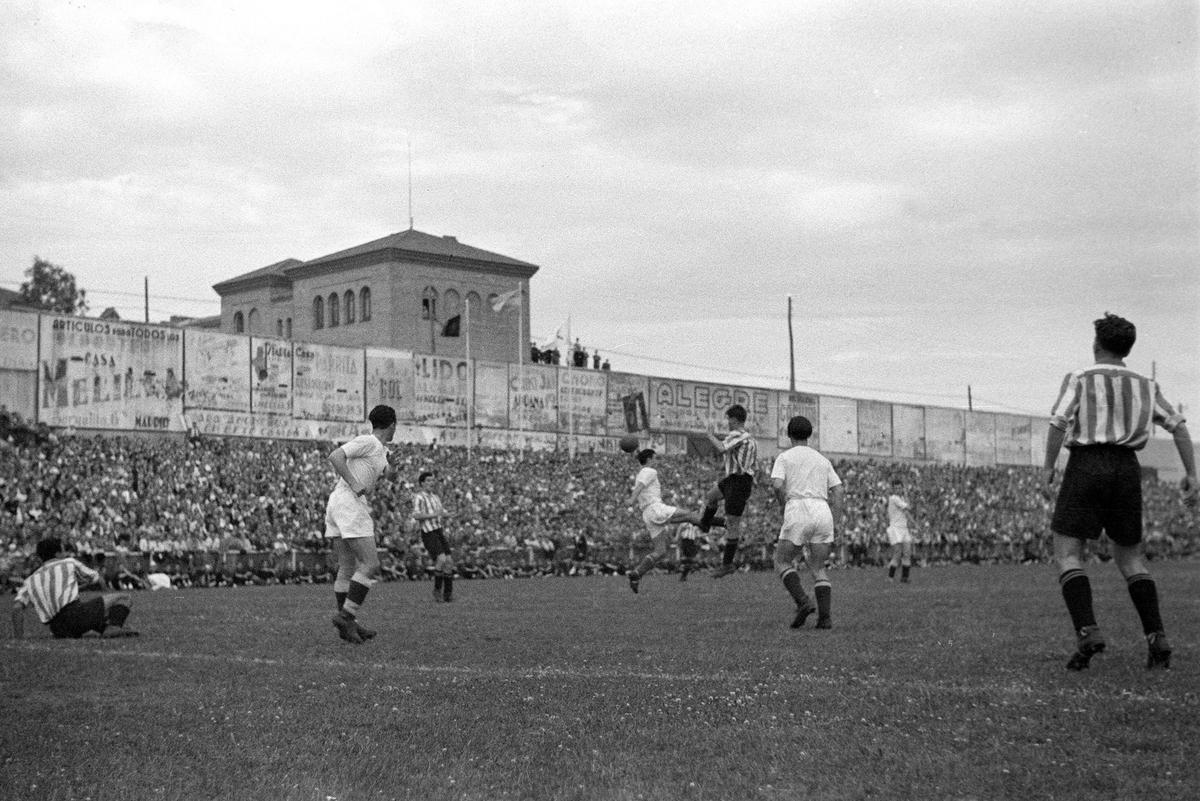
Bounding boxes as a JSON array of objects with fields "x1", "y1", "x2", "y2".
[
  {"x1": 11, "y1": 538, "x2": 138, "y2": 639},
  {"x1": 412, "y1": 470, "x2": 456, "y2": 602},
  {"x1": 1045, "y1": 313, "x2": 1196, "y2": 671},
  {"x1": 699, "y1": 404, "x2": 758, "y2": 578}
]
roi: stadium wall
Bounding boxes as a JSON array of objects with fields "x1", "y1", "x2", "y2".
[{"x1": 4, "y1": 309, "x2": 1195, "y2": 474}]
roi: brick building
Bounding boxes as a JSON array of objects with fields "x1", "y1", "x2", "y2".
[{"x1": 212, "y1": 228, "x2": 538, "y2": 362}]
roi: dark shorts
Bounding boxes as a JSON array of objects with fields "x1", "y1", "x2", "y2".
[
  {"x1": 421, "y1": 529, "x2": 451, "y2": 559},
  {"x1": 49, "y1": 595, "x2": 107, "y2": 639},
  {"x1": 1052, "y1": 445, "x2": 1143, "y2": 546},
  {"x1": 679, "y1": 538, "x2": 700, "y2": 559},
  {"x1": 718, "y1": 474, "x2": 755, "y2": 517}
]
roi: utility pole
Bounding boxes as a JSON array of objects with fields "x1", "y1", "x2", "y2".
[
  {"x1": 787, "y1": 294, "x2": 796, "y2": 392},
  {"x1": 967, "y1": 385, "x2": 973, "y2": 412},
  {"x1": 144, "y1": 277, "x2": 149, "y2": 323}
]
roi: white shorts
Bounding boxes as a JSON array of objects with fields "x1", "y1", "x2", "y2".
[
  {"x1": 642, "y1": 502, "x2": 679, "y2": 538},
  {"x1": 325, "y1": 489, "x2": 375, "y2": 540},
  {"x1": 887, "y1": 526, "x2": 913, "y2": 546},
  {"x1": 778, "y1": 499, "x2": 834, "y2": 546}
]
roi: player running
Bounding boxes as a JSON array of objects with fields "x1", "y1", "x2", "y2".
[
  {"x1": 771, "y1": 416, "x2": 843, "y2": 630},
  {"x1": 627, "y1": 448, "x2": 722, "y2": 594},
  {"x1": 885, "y1": 478, "x2": 917, "y2": 583}
]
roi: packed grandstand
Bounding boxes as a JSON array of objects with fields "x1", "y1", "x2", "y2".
[{"x1": 1, "y1": 425, "x2": 1194, "y2": 591}]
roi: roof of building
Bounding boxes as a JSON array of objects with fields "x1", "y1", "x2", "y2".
[
  {"x1": 303, "y1": 228, "x2": 537, "y2": 270},
  {"x1": 211, "y1": 258, "x2": 303, "y2": 293},
  {"x1": 213, "y1": 229, "x2": 536, "y2": 295}
]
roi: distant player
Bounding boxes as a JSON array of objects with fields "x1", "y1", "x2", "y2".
[
  {"x1": 699, "y1": 404, "x2": 757, "y2": 578},
  {"x1": 328, "y1": 404, "x2": 398, "y2": 645},
  {"x1": 1045, "y1": 313, "x2": 1196, "y2": 671},
  {"x1": 676, "y1": 522, "x2": 702, "y2": 581},
  {"x1": 627, "y1": 448, "x2": 722, "y2": 594},
  {"x1": 885, "y1": 478, "x2": 917, "y2": 583},
  {"x1": 771, "y1": 416, "x2": 843, "y2": 629},
  {"x1": 412, "y1": 470, "x2": 456, "y2": 602},
  {"x1": 11, "y1": 538, "x2": 138, "y2": 639}
]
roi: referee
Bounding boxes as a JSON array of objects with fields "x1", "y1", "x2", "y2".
[
  {"x1": 11, "y1": 538, "x2": 139, "y2": 639},
  {"x1": 1044, "y1": 313, "x2": 1196, "y2": 671}
]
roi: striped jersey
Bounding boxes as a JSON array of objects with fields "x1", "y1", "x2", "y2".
[
  {"x1": 14, "y1": 557, "x2": 100, "y2": 624},
  {"x1": 721, "y1": 429, "x2": 757, "y2": 476},
  {"x1": 1049, "y1": 364, "x2": 1185, "y2": 450},
  {"x1": 412, "y1": 490, "x2": 446, "y2": 533}
]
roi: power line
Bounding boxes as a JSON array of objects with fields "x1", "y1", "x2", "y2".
[{"x1": 0, "y1": 281, "x2": 219, "y2": 306}]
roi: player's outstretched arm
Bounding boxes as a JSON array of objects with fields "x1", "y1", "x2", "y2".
[{"x1": 1172, "y1": 423, "x2": 1197, "y2": 506}]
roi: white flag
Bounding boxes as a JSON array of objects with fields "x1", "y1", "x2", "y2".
[
  {"x1": 491, "y1": 288, "x2": 522, "y2": 312},
  {"x1": 539, "y1": 320, "x2": 569, "y2": 350}
]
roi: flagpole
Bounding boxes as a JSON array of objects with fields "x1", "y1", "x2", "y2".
[
  {"x1": 518, "y1": 285, "x2": 525, "y2": 455},
  {"x1": 465, "y1": 295, "x2": 473, "y2": 459},
  {"x1": 566, "y1": 314, "x2": 574, "y2": 460}
]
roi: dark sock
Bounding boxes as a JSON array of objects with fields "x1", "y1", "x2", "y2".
[
  {"x1": 1059, "y1": 570, "x2": 1096, "y2": 632},
  {"x1": 888, "y1": 565, "x2": 896, "y2": 579},
  {"x1": 781, "y1": 570, "x2": 809, "y2": 607},
  {"x1": 442, "y1": 575, "x2": 454, "y2": 600},
  {"x1": 901, "y1": 565, "x2": 910, "y2": 582},
  {"x1": 699, "y1": 504, "x2": 718, "y2": 531},
  {"x1": 1126, "y1": 574, "x2": 1163, "y2": 635},
  {"x1": 634, "y1": 555, "x2": 657, "y2": 579},
  {"x1": 347, "y1": 580, "x2": 369, "y2": 606},
  {"x1": 680, "y1": 559, "x2": 692, "y2": 577},
  {"x1": 434, "y1": 574, "x2": 444, "y2": 591},
  {"x1": 814, "y1": 581, "x2": 831, "y2": 618},
  {"x1": 335, "y1": 591, "x2": 347, "y2": 610},
  {"x1": 107, "y1": 604, "x2": 130, "y2": 628},
  {"x1": 722, "y1": 539, "x2": 739, "y2": 566}
]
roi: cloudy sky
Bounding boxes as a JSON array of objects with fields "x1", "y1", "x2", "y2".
[{"x1": 3, "y1": 0, "x2": 1196, "y2": 419}]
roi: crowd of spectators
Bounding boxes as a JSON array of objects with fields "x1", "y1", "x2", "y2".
[
  {"x1": 529, "y1": 339, "x2": 610, "y2": 370},
  {"x1": 0, "y1": 431, "x2": 1195, "y2": 590}
]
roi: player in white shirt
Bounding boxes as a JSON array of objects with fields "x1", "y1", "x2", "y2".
[
  {"x1": 770, "y1": 416, "x2": 843, "y2": 629},
  {"x1": 328, "y1": 404, "x2": 398, "y2": 644},
  {"x1": 626, "y1": 449, "x2": 722, "y2": 594},
  {"x1": 884, "y1": 478, "x2": 917, "y2": 583}
]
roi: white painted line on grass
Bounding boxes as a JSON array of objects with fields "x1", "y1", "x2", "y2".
[{"x1": 3, "y1": 640, "x2": 1192, "y2": 705}]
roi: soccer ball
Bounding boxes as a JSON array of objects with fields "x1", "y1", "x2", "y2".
[{"x1": 619, "y1": 434, "x2": 639, "y2": 453}]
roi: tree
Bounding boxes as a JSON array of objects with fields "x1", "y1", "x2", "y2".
[{"x1": 18, "y1": 256, "x2": 88, "y2": 314}]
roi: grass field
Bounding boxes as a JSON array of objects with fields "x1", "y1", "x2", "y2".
[{"x1": 3, "y1": 562, "x2": 1199, "y2": 801}]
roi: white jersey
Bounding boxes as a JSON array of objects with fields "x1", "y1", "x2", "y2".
[
  {"x1": 331, "y1": 434, "x2": 387, "y2": 496},
  {"x1": 887, "y1": 495, "x2": 911, "y2": 529},
  {"x1": 631, "y1": 466, "x2": 663, "y2": 511},
  {"x1": 770, "y1": 445, "x2": 842, "y2": 502}
]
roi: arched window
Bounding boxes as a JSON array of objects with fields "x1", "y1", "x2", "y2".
[
  {"x1": 285, "y1": 318, "x2": 292, "y2": 339},
  {"x1": 444, "y1": 289, "x2": 461, "y2": 318},
  {"x1": 247, "y1": 308, "x2": 259, "y2": 334},
  {"x1": 421, "y1": 287, "x2": 438, "y2": 320},
  {"x1": 276, "y1": 319, "x2": 283, "y2": 337},
  {"x1": 466, "y1": 291, "x2": 482, "y2": 320},
  {"x1": 344, "y1": 290, "x2": 355, "y2": 324},
  {"x1": 313, "y1": 296, "x2": 324, "y2": 330},
  {"x1": 233, "y1": 311, "x2": 244, "y2": 333},
  {"x1": 360, "y1": 287, "x2": 371, "y2": 321},
  {"x1": 328, "y1": 293, "x2": 339, "y2": 327}
]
